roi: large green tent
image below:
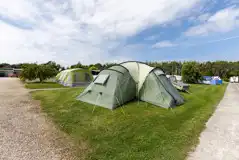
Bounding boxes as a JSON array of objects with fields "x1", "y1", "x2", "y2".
[
  {"x1": 56, "y1": 68, "x2": 93, "y2": 87},
  {"x1": 77, "y1": 61, "x2": 184, "y2": 109}
]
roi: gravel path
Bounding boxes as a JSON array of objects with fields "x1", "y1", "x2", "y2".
[
  {"x1": 0, "y1": 78, "x2": 76, "y2": 160},
  {"x1": 188, "y1": 83, "x2": 239, "y2": 160}
]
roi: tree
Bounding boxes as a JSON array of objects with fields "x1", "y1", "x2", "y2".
[
  {"x1": 182, "y1": 62, "x2": 202, "y2": 83},
  {"x1": 94, "y1": 63, "x2": 103, "y2": 70},
  {"x1": 20, "y1": 64, "x2": 57, "y2": 82},
  {"x1": 36, "y1": 64, "x2": 57, "y2": 82},
  {"x1": 45, "y1": 61, "x2": 61, "y2": 71},
  {"x1": 147, "y1": 61, "x2": 183, "y2": 75},
  {"x1": 0, "y1": 63, "x2": 10, "y2": 68},
  {"x1": 70, "y1": 61, "x2": 88, "y2": 69},
  {"x1": 89, "y1": 66, "x2": 98, "y2": 71},
  {"x1": 102, "y1": 63, "x2": 117, "y2": 69},
  {"x1": 20, "y1": 63, "x2": 38, "y2": 81},
  {"x1": 60, "y1": 67, "x2": 65, "y2": 71},
  {"x1": 200, "y1": 61, "x2": 213, "y2": 76},
  {"x1": 4, "y1": 60, "x2": 239, "y2": 81}
]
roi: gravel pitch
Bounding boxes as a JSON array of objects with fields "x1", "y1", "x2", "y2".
[
  {"x1": 0, "y1": 78, "x2": 76, "y2": 160},
  {"x1": 188, "y1": 83, "x2": 239, "y2": 160}
]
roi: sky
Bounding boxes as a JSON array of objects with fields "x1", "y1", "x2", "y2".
[{"x1": 0, "y1": 0, "x2": 239, "y2": 66}]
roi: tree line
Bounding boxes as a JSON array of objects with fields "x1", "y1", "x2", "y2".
[
  {"x1": 1, "y1": 61, "x2": 239, "y2": 83},
  {"x1": 147, "y1": 61, "x2": 239, "y2": 82}
]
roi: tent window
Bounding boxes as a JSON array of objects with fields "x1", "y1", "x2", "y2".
[
  {"x1": 94, "y1": 74, "x2": 109, "y2": 85},
  {"x1": 85, "y1": 73, "x2": 91, "y2": 81},
  {"x1": 74, "y1": 73, "x2": 81, "y2": 82},
  {"x1": 66, "y1": 74, "x2": 72, "y2": 83}
]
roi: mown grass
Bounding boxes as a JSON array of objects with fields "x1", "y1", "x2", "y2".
[
  {"x1": 32, "y1": 84, "x2": 227, "y2": 160},
  {"x1": 25, "y1": 82, "x2": 67, "y2": 89}
]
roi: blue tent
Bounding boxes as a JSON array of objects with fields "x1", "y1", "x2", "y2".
[
  {"x1": 211, "y1": 79, "x2": 223, "y2": 85},
  {"x1": 202, "y1": 76, "x2": 223, "y2": 85}
]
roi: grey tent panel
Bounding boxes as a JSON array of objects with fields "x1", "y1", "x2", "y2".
[
  {"x1": 140, "y1": 72, "x2": 175, "y2": 108},
  {"x1": 77, "y1": 65, "x2": 136, "y2": 109},
  {"x1": 154, "y1": 72, "x2": 184, "y2": 106}
]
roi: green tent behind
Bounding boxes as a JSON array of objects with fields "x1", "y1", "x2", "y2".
[
  {"x1": 77, "y1": 61, "x2": 184, "y2": 109},
  {"x1": 56, "y1": 68, "x2": 93, "y2": 87}
]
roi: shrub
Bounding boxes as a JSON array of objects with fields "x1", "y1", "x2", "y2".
[
  {"x1": 20, "y1": 63, "x2": 38, "y2": 81},
  {"x1": 89, "y1": 66, "x2": 98, "y2": 71},
  {"x1": 36, "y1": 64, "x2": 58, "y2": 82},
  {"x1": 182, "y1": 62, "x2": 202, "y2": 83},
  {"x1": 20, "y1": 63, "x2": 57, "y2": 82}
]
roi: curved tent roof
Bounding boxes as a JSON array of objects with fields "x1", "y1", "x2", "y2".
[{"x1": 120, "y1": 61, "x2": 155, "y2": 92}]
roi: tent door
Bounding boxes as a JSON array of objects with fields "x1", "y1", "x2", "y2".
[
  {"x1": 74, "y1": 73, "x2": 81, "y2": 82},
  {"x1": 154, "y1": 72, "x2": 177, "y2": 105},
  {"x1": 85, "y1": 73, "x2": 91, "y2": 81}
]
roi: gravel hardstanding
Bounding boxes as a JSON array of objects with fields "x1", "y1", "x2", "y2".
[{"x1": 0, "y1": 78, "x2": 76, "y2": 160}]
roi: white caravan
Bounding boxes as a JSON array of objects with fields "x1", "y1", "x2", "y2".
[{"x1": 230, "y1": 76, "x2": 239, "y2": 83}]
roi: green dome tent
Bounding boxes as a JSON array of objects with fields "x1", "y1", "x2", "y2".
[
  {"x1": 77, "y1": 61, "x2": 184, "y2": 109},
  {"x1": 56, "y1": 68, "x2": 93, "y2": 87}
]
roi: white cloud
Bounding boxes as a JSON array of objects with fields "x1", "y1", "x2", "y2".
[
  {"x1": 185, "y1": 6, "x2": 239, "y2": 36},
  {"x1": 152, "y1": 41, "x2": 178, "y2": 48},
  {"x1": 0, "y1": 0, "x2": 38, "y2": 21},
  {"x1": 0, "y1": 0, "x2": 204, "y2": 65},
  {"x1": 72, "y1": 0, "x2": 203, "y2": 36}
]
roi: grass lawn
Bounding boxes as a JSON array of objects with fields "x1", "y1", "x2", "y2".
[
  {"x1": 32, "y1": 84, "x2": 227, "y2": 160},
  {"x1": 25, "y1": 82, "x2": 67, "y2": 89}
]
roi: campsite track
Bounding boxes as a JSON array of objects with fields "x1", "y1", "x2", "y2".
[
  {"x1": 188, "y1": 83, "x2": 239, "y2": 160},
  {"x1": 0, "y1": 78, "x2": 77, "y2": 160}
]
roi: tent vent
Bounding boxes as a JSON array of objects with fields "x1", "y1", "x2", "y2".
[{"x1": 94, "y1": 74, "x2": 109, "y2": 85}]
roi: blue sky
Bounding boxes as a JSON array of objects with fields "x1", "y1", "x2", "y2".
[{"x1": 0, "y1": 0, "x2": 239, "y2": 66}]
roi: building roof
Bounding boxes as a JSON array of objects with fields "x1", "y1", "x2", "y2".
[{"x1": 0, "y1": 68, "x2": 14, "y2": 70}]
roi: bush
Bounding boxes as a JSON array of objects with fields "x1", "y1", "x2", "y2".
[
  {"x1": 223, "y1": 77, "x2": 229, "y2": 82},
  {"x1": 20, "y1": 76, "x2": 26, "y2": 82},
  {"x1": 20, "y1": 63, "x2": 57, "y2": 82},
  {"x1": 20, "y1": 63, "x2": 38, "y2": 81},
  {"x1": 182, "y1": 62, "x2": 202, "y2": 83},
  {"x1": 89, "y1": 66, "x2": 98, "y2": 71},
  {"x1": 36, "y1": 64, "x2": 58, "y2": 82}
]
